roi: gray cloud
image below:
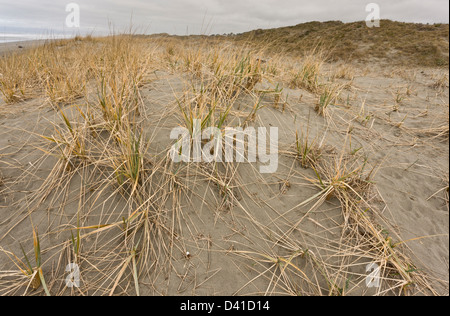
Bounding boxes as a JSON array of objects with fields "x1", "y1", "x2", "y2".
[{"x1": 0, "y1": 0, "x2": 448, "y2": 36}]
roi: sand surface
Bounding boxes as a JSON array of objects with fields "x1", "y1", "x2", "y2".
[{"x1": 0, "y1": 40, "x2": 48, "y2": 56}]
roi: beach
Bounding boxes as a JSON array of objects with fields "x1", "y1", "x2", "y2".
[{"x1": 0, "y1": 39, "x2": 48, "y2": 56}]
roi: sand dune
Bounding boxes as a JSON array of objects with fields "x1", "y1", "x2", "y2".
[{"x1": 0, "y1": 26, "x2": 448, "y2": 296}]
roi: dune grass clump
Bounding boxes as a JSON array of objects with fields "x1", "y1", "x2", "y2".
[
  {"x1": 210, "y1": 48, "x2": 266, "y2": 97},
  {"x1": 331, "y1": 63, "x2": 355, "y2": 81},
  {"x1": 290, "y1": 59, "x2": 321, "y2": 92},
  {"x1": 306, "y1": 142, "x2": 435, "y2": 295},
  {"x1": 289, "y1": 50, "x2": 327, "y2": 93},
  {"x1": 2, "y1": 227, "x2": 50, "y2": 295},
  {"x1": 42, "y1": 106, "x2": 89, "y2": 171},
  {"x1": 109, "y1": 127, "x2": 148, "y2": 191},
  {"x1": 35, "y1": 43, "x2": 92, "y2": 105},
  {"x1": 235, "y1": 54, "x2": 263, "y2": 92},
  {"x1": 176, "y1": 80, "x2": 237, "y2": 138},
  {"x1": 0, "y1": 52, "x2": 35, "y2": 103},
  {"x1": 315, "y1": 83, "x2": 343, "y2": 116},
  {"x1": 310, "y1": 145, "x2": 373, "y2": 203},
  {"x1": 294, "y1": 130, "x2": 323, "y2": 169}
]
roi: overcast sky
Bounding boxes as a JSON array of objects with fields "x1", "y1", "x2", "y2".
[{"x1": 0, "y1": 0, "x2": 449, "y2": 36}]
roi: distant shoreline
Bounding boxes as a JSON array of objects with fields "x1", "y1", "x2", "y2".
[{"x1": 0, "y1": 39, "x2": 49, "y2": 56}]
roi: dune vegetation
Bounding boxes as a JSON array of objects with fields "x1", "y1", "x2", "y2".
[{"x1": 0, "y1": 21, "x2": 448, "y2": 296}]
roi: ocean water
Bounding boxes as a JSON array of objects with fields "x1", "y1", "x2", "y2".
[{"x1": 0, "y1": 33, "x2": 70, "y2": 44}]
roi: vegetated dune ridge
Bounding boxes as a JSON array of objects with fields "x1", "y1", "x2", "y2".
[
  {"x1": 233, "y1": 20, "x2": 449, "y2": 67},
  {"x1": 0, "y1": 20, "x2": 448, "y2": 296}
]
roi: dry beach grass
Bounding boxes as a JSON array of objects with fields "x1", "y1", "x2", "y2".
[{"x1": 0, "y1": 21, "x2": 448, "y2": 296}]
